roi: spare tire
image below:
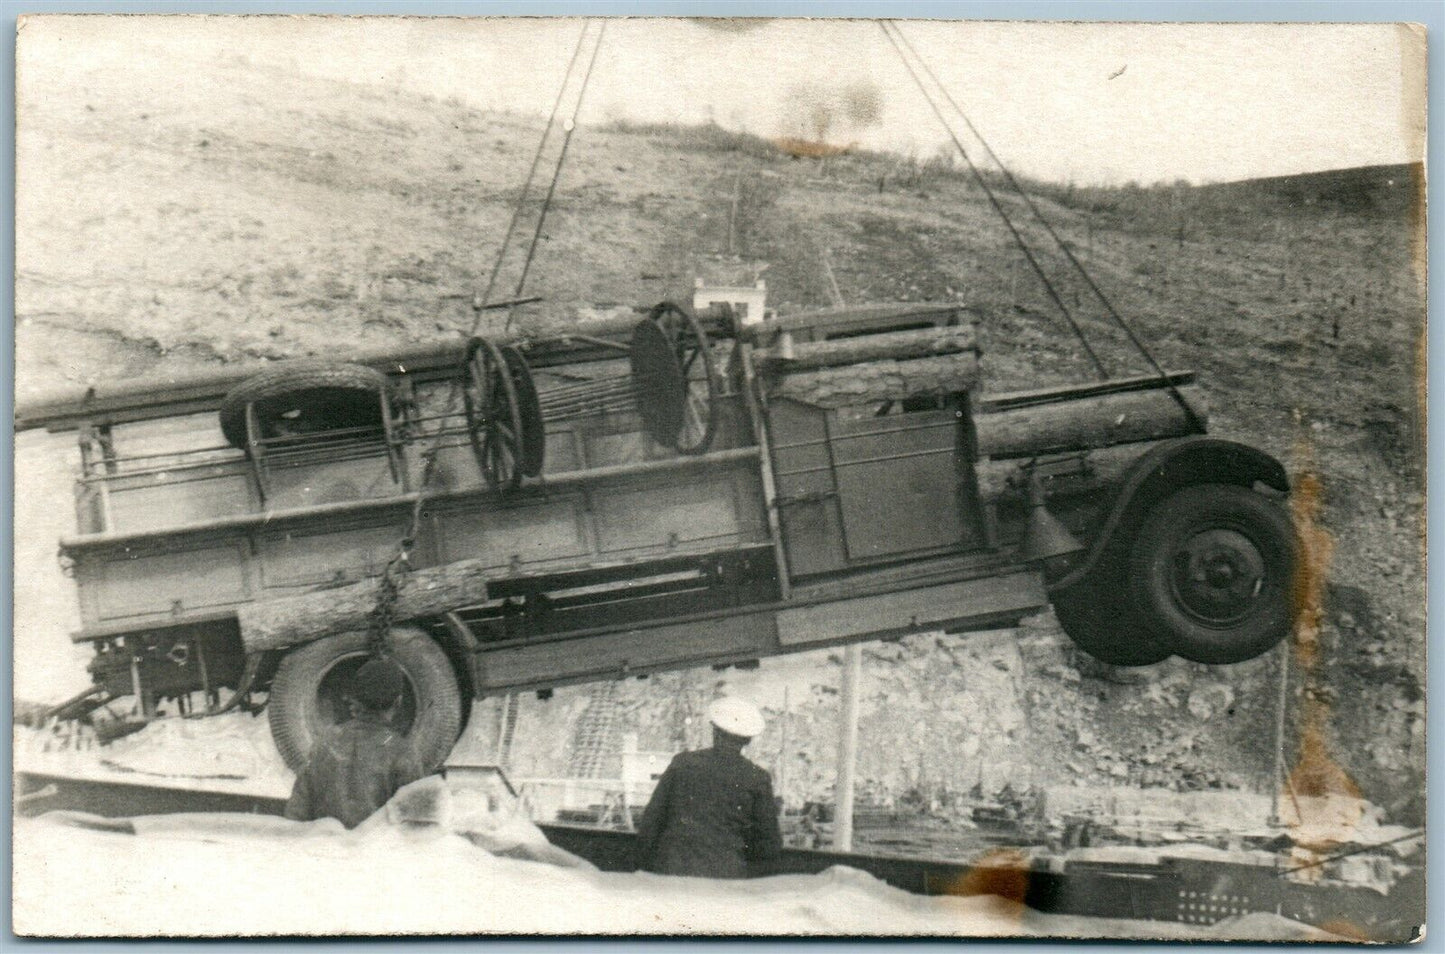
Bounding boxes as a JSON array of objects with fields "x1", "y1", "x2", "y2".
[
  {"x1": 267, "y1": 627, "x2": 463, "y2": 773},
  {"x1": 218, "y1": 360, "x2": 391, "y2": 449}
]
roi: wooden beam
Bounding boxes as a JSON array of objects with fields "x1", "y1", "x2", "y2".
[
  {"x1": 237, "y1": 559, "x2": 492, "y2": 653},
  {"x1": 974, "y1": 385, "x2": 1207, "y2": 459},
  {"x1": 767, "y1": 353, "x2": 980, "y2": 408},
  {"x1": 756, "y1": 327, "x2": 978, "y2": 371}
]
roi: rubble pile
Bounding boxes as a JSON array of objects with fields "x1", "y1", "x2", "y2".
[{"x1": 497, "y1": 615, "x2": 1278, "y2": 811}]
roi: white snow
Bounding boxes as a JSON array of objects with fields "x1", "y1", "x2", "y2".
[
  {"x1": 13, "y1": 783, "x2": 1340, "y2": 940},
  {"x1": 12, "y1": 811, "x2": 1245, "y2": 939},
  {"x1": 12, "y1": 720, "x2": 1352, "y2": 940}
]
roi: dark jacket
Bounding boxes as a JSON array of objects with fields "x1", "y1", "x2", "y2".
[
  {"x1": 284, "y1": 712, "x2": 426, "y2": 829},
  {"x1": 635, "y1": 746, "x2": 783, "y2": 879}
]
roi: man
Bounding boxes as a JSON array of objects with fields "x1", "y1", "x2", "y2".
[
  {"x1": 284, "y1": 656, "x2": 427, "y2": 829},
  {"x1": 635, "y1": 696, "x2": 783, "y2": 879}
]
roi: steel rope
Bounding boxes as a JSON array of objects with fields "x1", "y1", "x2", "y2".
[
  {"x1": 878, "y1": 20, "x2": 1109, "y2": 380},
  {"x1": 888, "y1": 20, "x2": 1206, "y2": 428},
  {"x1": 363, "y1": 20, "x2": 608, "y2": 658},
  {"x1": 503, "y1": 20, "x2": 608, "y2": 333},
  {"x1": 473, "y1": 20, "x2": 593, "y2": 316}
]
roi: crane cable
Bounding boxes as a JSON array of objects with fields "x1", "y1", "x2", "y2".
[
  {"x1": 504, "y1": 20, "x2": 608, "y2": 333},
  {"x1": 885, "y1": 20, "x2": 1206, "y2": 431},
  {"x1": 878, "y1": 20, "x2": 1109, "y2": 380},
  {"x1": 472, "y1": 19, "x2": 595, "y2": 319},
  {"x1": 364, "y1": 19, "x2": 608, "y2": 659}
]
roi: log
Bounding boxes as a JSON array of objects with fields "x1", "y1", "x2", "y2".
[
  {"x1": 756, "y1": 327, "x2": 979, "y2": 371},
  {"x1": 767, "y1": 353, "x2": 981, "y2": 408},
  {"x1": 973, "y1": 385, "x2": 1207, "y2": 459},
  {"x1": 974, "y1": 439, "x2": 1169, "y2": 501},
  {"x1": 237, "y1": 558, "x2": 492, "y2": 653},
  {"x1": 504, "y1": 306, "x2": 645, "y2": 343}
]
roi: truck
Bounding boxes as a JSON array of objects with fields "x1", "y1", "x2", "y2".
[{"x1": 17, "y1": 299, "x2": 1298, "y2": 771}]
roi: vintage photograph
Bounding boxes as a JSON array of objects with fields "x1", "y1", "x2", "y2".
[{"x1": 12, "y1": 14, "x2": 1427, "y2": 939}]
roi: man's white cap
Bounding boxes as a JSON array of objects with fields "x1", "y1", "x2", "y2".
[{"x1": 708, "y1": 696, "x2": 765, "y2": 738}]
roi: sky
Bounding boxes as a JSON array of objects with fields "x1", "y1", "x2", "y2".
[{"x1": 18, "y1": 15, "x2": 1425, "y2": 185}]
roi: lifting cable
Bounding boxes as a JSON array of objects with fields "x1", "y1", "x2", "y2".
[
  {"x1": 362, "y1": 19, "x2": 608, "y2": 659},
  {"x1": 884, "y1": 20, "x2": 1205, "y2": 430},
  {"x1": 878, "y1": 20, "x2": 1109, "y2": 381},
  {"x1": 472, "y1": 19, "x2": 595, "y2": 320},
  {"x1": 503, "y1": 20, "x2": 608, "y2": 333}
]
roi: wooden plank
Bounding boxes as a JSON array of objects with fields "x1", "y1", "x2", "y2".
[
  {"x1": 91, "y1": 543, "x2": 249, "y2": 622},
  {"x1": 61, "y1": 447, "x2": 763, "y2": 553}
]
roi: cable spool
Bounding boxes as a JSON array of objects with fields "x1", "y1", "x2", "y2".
[
  {"x1": 630, "y1": 301, "x2": 720, "y2": 454},
  {"x1": 461, "y1": 337, "x2": 531, "y2": 492},
  {"x1": 516, "y1": 301, "x2": 722, "y2": 456}
]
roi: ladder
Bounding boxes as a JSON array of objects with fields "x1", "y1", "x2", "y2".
[
  {"x1": 495, "y1": 693, "x2": 521, "y2": 770},
  {"x1": 568, "y1": 681, "x2": 622, "y2": 779}
]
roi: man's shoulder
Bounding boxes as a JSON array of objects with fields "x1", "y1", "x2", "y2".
[{"x1": 691, "y1": 748, "x2": 771, "y2": 780}]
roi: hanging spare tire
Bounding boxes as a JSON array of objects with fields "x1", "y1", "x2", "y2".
[
  {"x1": 266, "y1": 626, "x2": 463, "y2": 772},
  {"x1": 1127, "y1": 483, "x2": 1297, "y2": 665},
  {"x1": 218, "y1": 360, "x2": 391, "y2": 449}
]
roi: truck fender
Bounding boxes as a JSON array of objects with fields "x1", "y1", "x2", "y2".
[{"x1": 1049, "y1": 436, "x2": 1290, "y2": 592}]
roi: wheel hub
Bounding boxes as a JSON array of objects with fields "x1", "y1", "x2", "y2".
[{"x1": 1169, "y1": 528, "x2": 1266, "y2": 626}]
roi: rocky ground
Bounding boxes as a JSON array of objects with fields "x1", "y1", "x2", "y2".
[{"x1": 15, "y1": 53, "x2": 1425, "y2": 824}]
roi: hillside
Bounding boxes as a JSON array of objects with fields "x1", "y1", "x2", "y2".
[{"x1": 15, "y1": 56, "x2": 1425, "y2": 819}]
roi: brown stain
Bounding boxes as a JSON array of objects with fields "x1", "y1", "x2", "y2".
[
  {"x1": 939, "y1": 847, "x2": 1031, "y2": 912},
  {"x1": 1284, "y1": 429, "x2": 1363, "y2": 859},
  {"x1": 1318, "y1": 919, "x2": 1371, "y2": 942},
  {"x1": 774, "y1": 79, "x2": 880, "y2": 160},
  {"x1": 770, "y1": 137, "x2": 853, "y2": 160}
]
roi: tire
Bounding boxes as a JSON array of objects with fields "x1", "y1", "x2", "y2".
[
  {"x1": 1053, "y1": 573, "x2": 1173, "y2": 667},
  {"x1": 1127, "y1": 483, "x2": 1296, "y2": 665},
  {"x1": 219, "y1": 360, "x2": 390, "y2": 449},
  {"x1": 267, "y1": 627, "x2": 463, "y2": 772}
]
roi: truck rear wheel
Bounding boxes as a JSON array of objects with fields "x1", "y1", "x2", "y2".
[
  {"x1": 1128, "y1": 483, "x2": 1296, "y2": 664},
  {"x1": 267, "y1": 627, "x2": 463, "y2": 773}
]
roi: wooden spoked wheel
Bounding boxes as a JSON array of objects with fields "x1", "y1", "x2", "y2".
[
  {"x1": 462, "y1": 336, "x2": 524, "y2": 492},
  {"x1": 632, "y1": 301, "x2": 720, "y2": 455},
  {"x1": 501, "y1": 344, "x2": 546, "y2": 478}
]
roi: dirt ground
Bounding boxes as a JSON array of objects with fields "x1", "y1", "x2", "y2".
[{"x1": 14, "y1": 55, "x2": 1425, "y2": 820}]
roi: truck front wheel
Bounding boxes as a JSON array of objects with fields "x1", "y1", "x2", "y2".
[
  {"x1": 1128, "y1": 483, "x2": 1296, "y2": 665},
  {"x1": 267, "y1": 627, "x2": 463, "y2": 772},
  {"x1": 1053, "y1": 577, "x2": 1173, "y2": 667}
]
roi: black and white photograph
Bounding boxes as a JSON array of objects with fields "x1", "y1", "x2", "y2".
[{"x1": 11, "y1": 13, "x2": 1428, "y2": 939}]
